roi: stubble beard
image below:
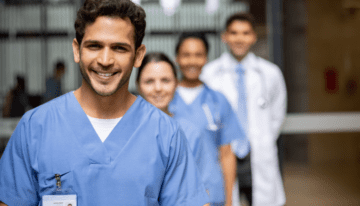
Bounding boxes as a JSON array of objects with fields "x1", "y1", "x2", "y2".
[{"x1": 78, "y1": 59, "x2": 132, "y2": 97}]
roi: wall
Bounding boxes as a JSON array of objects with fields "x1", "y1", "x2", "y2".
[
  {"x1": 308, "y1": 0, "x2": 360, "y2": 164},
  {"x1": 0, "y1": 1, "x2": 248, "y2": 99}
]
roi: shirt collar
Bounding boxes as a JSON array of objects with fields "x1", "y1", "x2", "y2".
[{"x1": 221, "y1": 52, "x2": 256, "y2": 71}]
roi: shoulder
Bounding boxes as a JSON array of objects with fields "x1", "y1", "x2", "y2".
[
  {"x1": 203, "y1": 56, "x2": 223, "y2": 70},
  {"x1": 20, "y1": 93, "x2": 70, "y2": 128},
  {"x1": 138, "y1": 97, "x2": 181, "y2": 137},
  {"x1": 204, "y1": 84, "x2": 230, "y2": 104},
  {"x1": 255, "y1": 56, "x2": 284, "y2": 79},
  {"x1": 201, "y1": 54, "x2": 226, "y2": 77}
]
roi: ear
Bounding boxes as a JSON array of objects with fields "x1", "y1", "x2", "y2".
[
  {"x1": 134, "y1": 44, "x2": 146, "y2": 68},
  {"x1": 72, "y1": 38, "x2": 80, "y2": 63}
]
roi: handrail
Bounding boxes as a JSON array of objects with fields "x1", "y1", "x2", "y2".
[{"x1": 1, "y1": 112, "x2": 360, "y2": 138}]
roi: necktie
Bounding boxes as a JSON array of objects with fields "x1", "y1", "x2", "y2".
[{"x1": 231, "y1": 63, "x2": 250, "y2": 158}]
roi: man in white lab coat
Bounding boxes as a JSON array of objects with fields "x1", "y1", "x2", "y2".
[{"x1": 200, "y1": 13, "x2": 287, "y2": 206}]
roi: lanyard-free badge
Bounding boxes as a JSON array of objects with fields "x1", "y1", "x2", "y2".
[{"x1": 42, "y1": 174, "x2": 77, "y2": 206}]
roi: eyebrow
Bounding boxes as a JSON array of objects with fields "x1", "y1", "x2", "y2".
[{"x1": 83, "y1": 40, "x2": 132, "y2": 48}]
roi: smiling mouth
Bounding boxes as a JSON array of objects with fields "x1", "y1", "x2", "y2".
[
  {"x1": 188, "y1": 67, "x2": 199, "y2": 72},
  {"x1": 95, "y1": 71, "x2": 118, "y2": 77}
]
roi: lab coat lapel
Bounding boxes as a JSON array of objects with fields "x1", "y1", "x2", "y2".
[
  {"x1": 103, "y1": 96, "x2": 145, "y2": 161},
  {"x1": 65, "y1": 93, "x2": 110, "y2": 164}
]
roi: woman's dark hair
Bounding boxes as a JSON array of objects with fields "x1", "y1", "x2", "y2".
[
  {"x1": 136, "y1": 52, "x2": 177, "y2": 83},
  {"x1": 225, "y1": 13, "x2": 255, "y2": 30},
  {"x1": 74, "y1": 0, "x2": 146, "y2": 50},
  {"x1": 175, "y1": 32, "x2": 209, "y2": 55}
]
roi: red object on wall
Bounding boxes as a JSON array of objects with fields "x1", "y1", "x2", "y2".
[{"x1": 324, "y1": 67, "x2": 339, "y2": 94}]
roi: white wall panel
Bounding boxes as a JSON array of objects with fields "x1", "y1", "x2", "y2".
[
  {"x1": 0, "y1": 7, "x2": 7, "y2": 30},
  {"x1": 8, "y1": 6, "x2": 42, "y2": 30},
  {"x1": 143, "y1": 4, "x2": 175, "y2": 31},
  {"x1": 47, "y1": 5, "x2": 75, "y2": 30},
  {"x1": 143, "y1": 35, "x2": 176, "y2": 60},
  {"x1": 26, "y1": 40, "x2": 43, "y2": 94},
  {"x1": 5, "y1": 41, "x2": 27, "y2": 92}
]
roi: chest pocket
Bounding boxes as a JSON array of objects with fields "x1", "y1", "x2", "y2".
[{"x1": 38, "y1": 170, "x2": 74, "y2": 195}]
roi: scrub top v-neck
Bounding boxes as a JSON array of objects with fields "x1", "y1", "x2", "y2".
[{"x1": 0, "y1": 92, "x2": 210, "y2": 206}]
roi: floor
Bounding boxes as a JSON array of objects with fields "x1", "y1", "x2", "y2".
[
  {"x1": 283, "y1": 161, "x2": 360, "y2": 205},
  {"x1": 240, "y1": 161, "x2": 360, "y2": 206}
]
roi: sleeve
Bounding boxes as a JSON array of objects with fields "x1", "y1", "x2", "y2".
[
  {"x1": 159, "y1": 127, "x2": 209, "y2": 206},
  {"x1": 219, "y1": 95, "x2": 247, "y2": 146},
  {"x1": 200, "y1": 61, "x2": 216, "y2": 86},
  {"x1": 0, "y1": 117, "x2": 40, "y2": 206},
  {"x1": 269, "y1": 68, "x2": 287, "y2": 139}
]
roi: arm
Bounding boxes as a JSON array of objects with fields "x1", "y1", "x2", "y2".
[
  {"x1": 219, "y1": 144, "x2": 236, "y2": 206},
  {"x1": 160, "y1": 128, "x2": 210, "y2": 206},
  {"x1": 269, "y1": 70, "x2": 287, "y2": 138},
  {"x1": 0, "y1": 201, "x2": 8, "y2": 206},
  {"x1": 0, "y1": 117, "x2": 39, "y2": 205}
]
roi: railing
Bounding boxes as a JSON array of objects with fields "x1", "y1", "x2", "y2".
[{"x1": 1, "y1": 112, "x2": 360, "y2": 138}]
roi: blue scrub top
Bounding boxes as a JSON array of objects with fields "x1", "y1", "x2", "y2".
[
  {"x1": 169, "y1": 84, "x2": 246, "y2": 203},
  {"x1": 0, "y1": 92, "x2": 209, "y2": 206}
]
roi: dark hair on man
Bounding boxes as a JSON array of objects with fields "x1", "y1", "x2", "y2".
[
  {"x1": 136, "y1": 52, "x2": 177, "y2": 83},
  {"x1": 74, "y1": 0, "x2": 146, "y2": 50},
  {"x1": 225, "y1": 13, "x2": 255, "y2": 30},
  {"x1": 175, "y1": 32, "x2": 209, "y2": 55},
  {"x1": 55, "y1": 61, "x2": 65, "y2": 70}
]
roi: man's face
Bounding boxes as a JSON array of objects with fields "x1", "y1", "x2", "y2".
[
  {"x1": 222, "y1": 20, "x2": 257, "y2": 61},
  {"x1": 72, "y1": 16, "x2": 145, "y2": 96},
  {"x1": 176, "y1": 38, "x2": 207, "y2": 82}
]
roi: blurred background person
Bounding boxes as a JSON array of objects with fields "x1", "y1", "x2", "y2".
[
  {"x1": 169, "y1": 32, "x2": 249, "y2": 206},
  {"x1": 136, "y1": 53, "x2": 213, "y2": 203},
  {"x1": 201, "y1": 13, "x2": 287, "y2": 206},
  {"x1": 2, "y1": 75, "x2": 30, "y2": 118},
  {"x1": 43, "y1": 60, "x2": 66, "y2": 102}
]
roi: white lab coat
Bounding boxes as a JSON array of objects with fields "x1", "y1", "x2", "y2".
[{"x1": 200, "y1": 52, "x2": 287, "y2": 206}]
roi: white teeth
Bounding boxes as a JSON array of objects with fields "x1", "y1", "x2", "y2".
[{"x1": 98, "y1": 72, "x2": 112, "y2": 77}]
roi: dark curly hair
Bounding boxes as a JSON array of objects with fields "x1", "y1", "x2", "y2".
[{"x1": 74, "y1": 0, "x2": 146, "y2": 50}]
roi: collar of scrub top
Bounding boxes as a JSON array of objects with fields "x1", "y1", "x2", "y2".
[
  {"x1": 174, "y1": 84, "x2": 220, "y2": 131},
  {"x1": 220, "y1": 52, "x2": 257, "y2": 72}
]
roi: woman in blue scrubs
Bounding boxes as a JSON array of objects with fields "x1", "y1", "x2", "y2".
[
  {"x1": 136, "y1": 51, "x2": 247, "y2": 206},
  {"x1": 136, "y1": 53, "x2": 212, "y2": 168}
]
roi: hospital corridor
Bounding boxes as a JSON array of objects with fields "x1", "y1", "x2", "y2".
[{"x1": 1, "y1": 0, "x2": 360, "y2": 205}]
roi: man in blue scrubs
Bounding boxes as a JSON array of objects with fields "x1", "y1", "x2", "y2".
[
  {"x1": 169, "y1": 32, "x2": 249, "y2": 206},
  {"x1": 0, "y1": 1, "x2": 209, "y2": 205}
]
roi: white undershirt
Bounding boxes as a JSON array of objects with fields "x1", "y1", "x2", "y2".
[
  {"x1": 87, "y1": 115, "x2": 122, "y2": 142},
  {"x1": 177, "y1": 84, "x2": 204, "y2": 105}
]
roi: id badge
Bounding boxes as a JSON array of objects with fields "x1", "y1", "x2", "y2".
[
  {"x1": 42, "y1": 173, "x2": 77, "y2": 206},
  {"x1": 42, "y1": 195, "x2": 77, "y2": 206}
]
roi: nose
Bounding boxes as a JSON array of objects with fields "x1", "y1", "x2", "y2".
[
  {"x1": 97, "y1": 47, "x2": 115, "y2": 68},
  {"x1": 154, "y1": 80, "x2": 162, "y2": 92}
]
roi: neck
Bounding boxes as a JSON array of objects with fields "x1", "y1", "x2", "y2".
[
  {"x1": 231, "y1": 51, "x2": 249, "y2": 63},
  {"x1": 74, "y1": 80, "x2": 136, "y2": 119},
  {"x1": 179, "y1": 78, "x2": 203, "y2": 88}
]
